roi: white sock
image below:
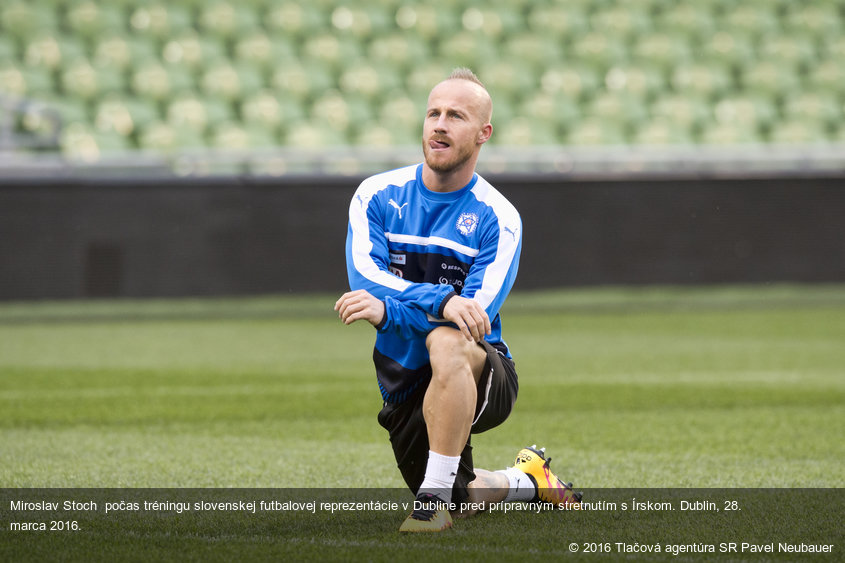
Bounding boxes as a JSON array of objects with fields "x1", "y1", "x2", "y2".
[
  {"x1": 496, "y1": 466, "x2": 537, "y2": 502},
  {"x1": 417, "y1": 450, "x2": 461, "y2": 503}
]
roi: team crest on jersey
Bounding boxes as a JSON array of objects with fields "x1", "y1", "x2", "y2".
[{"x1": 456, "y1": 212, "x2": 479, "y2": 236}]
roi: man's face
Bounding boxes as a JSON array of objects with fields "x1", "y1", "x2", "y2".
[{"x1": 422, "y1": 80, "x2": 490, "y2": 174}]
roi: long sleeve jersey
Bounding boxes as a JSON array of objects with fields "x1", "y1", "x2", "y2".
[{"x1": 345, "y1": 163, "x2": 522, "y2": 404}]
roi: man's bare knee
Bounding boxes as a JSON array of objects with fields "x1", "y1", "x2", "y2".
[
  {"x1": 427, "y1": 327, "x2": 473, "y2": 371},
  {"x1": 426, "y1": 327, "x2": 486, "y2": 385},
  {"x1": 426, "y1": 326, "x2": 467, "y2": 353}
]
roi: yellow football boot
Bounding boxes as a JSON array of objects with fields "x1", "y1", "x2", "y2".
[
  {"x1": 398, "y1": 493, "x2": 453, "y2": 533},
  {"x1": 513, "y1": 445, "x2": 583, "y2": 507}
]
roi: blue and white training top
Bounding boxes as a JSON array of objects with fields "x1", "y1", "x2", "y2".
[{"x1": 345, "y1": 163, "x2": 522, "y2": 404}]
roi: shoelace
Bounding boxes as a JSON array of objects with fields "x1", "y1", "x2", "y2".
[{"x1": 411, "y1": 494, "x2": 440, "y2": 521}]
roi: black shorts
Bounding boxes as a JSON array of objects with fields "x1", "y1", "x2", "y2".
[{"x1": 376, "y1": 340, "x2": 518, "y2": 505}]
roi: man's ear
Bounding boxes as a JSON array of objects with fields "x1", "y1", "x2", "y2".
[{"x1": 477, "y1": 123, "x2": 493, "y2": 145}]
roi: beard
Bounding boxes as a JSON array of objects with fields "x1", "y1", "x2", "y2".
[{"x1": 422, "y1": 137, "x2": 475, "y2": 174}]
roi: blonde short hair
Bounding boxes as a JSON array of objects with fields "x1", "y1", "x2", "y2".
[{"x1": 447, "y1": 67, "x2": 486, "y2": 89}]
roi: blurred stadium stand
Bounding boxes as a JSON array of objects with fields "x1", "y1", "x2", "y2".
[
  {"x1": 2, "y1": 1, "x2": 845, "y2": 299},
  {"x1": 1, "y1": 0, "x2": 844, "y2": 177}
]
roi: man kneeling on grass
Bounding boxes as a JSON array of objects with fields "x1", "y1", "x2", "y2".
[{"x1": 334, "y1": 68, "x2": 581, "y2": 532}]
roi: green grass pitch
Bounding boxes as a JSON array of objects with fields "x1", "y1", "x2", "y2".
[{"x1": 1, "y1": 284, "x2": 843, "y2": 560}]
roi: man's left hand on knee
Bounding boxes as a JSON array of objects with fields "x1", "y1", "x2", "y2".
[{"x1": 442, "y1": 296, "x2": 491, "y2": 342}]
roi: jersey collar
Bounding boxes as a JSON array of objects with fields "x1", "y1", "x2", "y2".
[{"x1": 415, "y1": 163, "x2": 478, "y2": 201}]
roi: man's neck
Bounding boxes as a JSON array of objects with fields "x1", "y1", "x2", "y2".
[{"x1": 421, "y1": 163, "x2": 476, "y2": 193}]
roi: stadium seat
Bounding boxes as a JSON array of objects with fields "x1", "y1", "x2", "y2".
[
  {"x1": 94, "y1": 94, "x2": 159, "y2": 137},
  {"x1": 66, "y1": 2, "x2": 126, "y2": 41},
  {"x1": 650, "y1": 94, "x2": 710, "y2": 132},
  {"x1": 137, "y1": 120, "x2": 206, "y2": 151},
  {"x1": 700, "y1": 31, "x2": 756, "y2": 71},
  {"x1": 539, "y1": 65, "x2": 600, "y2": 101},
  {"x1": 302, "y1": 33, "x2": 362, "y2": 70},
  {"x1": 590, "y1": 6, "x2": 651, "y2": 42},
  {"x1": 502, "y1": 33, "x2": 563, "y2": 72},
  {"x1": 234, "y1": 34, "x2": 296, "y2": 72},
  {"x1": 698, "y1": 122, "x2": 761, "y2": 145},
  {"x1": 491, "y1": 98, "x2": 517, "y2": 132},
  {"x1": 352, "y1": 123, "x2": 399, "y2": 147},
  {"x1": 631, "y1": 32, "x2": 693, "y2": 72},
  {"x1": 240, "y1": 90, "x2": 299, "y2": 131},
  {"x1": 280, "y1": 120, "x2": 346, "y2": 148},
  {"x1": 310, "y1": 90, "x2": 372, "y2": 140},
  {"x1": 16, "y1": 99, "x2": 62, "y2": 141},
  {"x1": 479, "y1": 59, "x2": 536, "y2": 105},
  {"x1": 0, "y1": 63, "x2": 54, "y2": 98},
  {"x1": 545, "y1": 0, "x2": 600, "y2": 11},
  {"x1": 0, "y1": 1, "x2": 58, "y2": 41},
  {"x1": 758, "y1": 35, "x2": 818, "y2": 71},
  {"x1": 23, "y1": 34, "x2": 87, "y2": 71},
  {"x1": 713, "y1": 95, "x2": 777, "y2": 131},
  {"x1": 161, "y1": 31, "x2": 228, "y2": 72},
  {"x1": 209, "y1": 121, "x2": 277, "y2": 150},
  {"x1": 31, "y1": 94, "x2": 90, "y2": 129},
  {"x1": 166, "y1": 94, "x2": 213, "y2": 134},
  {"x1": 603, "y1": 64, "x2": 665, "y2": 101},
  {"x1": 60, "y1": 122, "x2": 131, "y2": 162},
  {"x1": 632, "y1": 120, "x2": 694, "y2": 146},
  {"x1": 525, "y1": 4, "x2": 589, "y2": 37},
  {"x1": 271, "y1": 60, "x2": 335, "y2": 103},
  {"x1": 586, "y1": 92, "x2": 649, "y2": 132},
  {"x1": 781, "y1": 92, "x2": 841, "y2": 129},
  {"x1": 656, "y1": 3, "x2": 716, "y2": 39},
  {"x1": 339, "y1": 62, "x2": 401, "y2": 101},
  {"x1": 130, "y1": 61, "x2": 194, "y2": 102},
  {"x1": 94, "y1": 35, "x2": 158, "y2": 72},
  {"x1": 377, "y1": 93, "x2": 421, "y2": 139},
  {"x1": 93, "y1": 97, "x2": 146, "y2": 138},
  {"x1": 368, "y1": 33, "x2": 430, "y2": 73},
  {"x1": 129, "y1": 3, "x2": 193, "y2": 40},
  {"x1": 571, "y1": 32, "x2": 628, "y2": 71},
  {"x1": 783, "y1": 4, "x2": 842, "y2": 38},
  {"x1": 806, "y1": 59, "x2": 845, "y2": 96},
  {"x1": 60, "y1": 59, "x2": 125, "y2": 101},
  {"x1": 199, "y1": 61, "x2": 264, "y2": 103},
  {"x1": 198, "y1": 1, "x2": 260, "y2": 40},
  {"x1": 167, "y1": 93, "x2": 234, "y2": 134},
  {"x1": 353, "y1": 119, "x2": 418, "y2": 147},
  {"x1": 405, "y1": 61, "x2": 454, "y2": 101},
  {"x1": 435, "y1": 31, "x2": 497, "y2": 71},
  {"x1": 517, "y1": 92, "x2": 580, "y2": 133},
  {"x1": 493, "y1": 116, "x2": 558, "y2": 146},
  {"x1": 768, "y1": 119, "x2": 828, "y2": 145},
  {"x1": 721, "y1": 5, "x2": 780, "y2": 38},
  {"x1": 0, "y1": 62, "x2": 26, "y2": 97},
  {"x1": 460, "y1": 5, "x2": 523, "y2": 39},
  {"x1": 741, "y1": 60, "x2": 801, "y2": 100},
  {"x1": 394, "y1": 4, "x2": 460, "y2": 40},
  {"x1": 565, "y1": 119, "x2": 627, "y2": 146},
  {"x1": 265, "y1": 2, "x2": 326, "y2": 39},
  {"x1": 330, "y1": 5, "x2": 392, "y2": 39},
  {"x1": 670, "y1": 63, "x2": 732, "y2": 100}
]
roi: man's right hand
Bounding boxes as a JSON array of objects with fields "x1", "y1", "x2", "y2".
[
  {"x1": 442, "y1": 296, "x2": 491, "y2": 342},
  {"x1": 334, "y1": 289, "x2": 386, "y2": 327}
]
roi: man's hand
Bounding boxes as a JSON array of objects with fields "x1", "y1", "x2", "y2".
[
  {"x1": 334, "y1": 289, "x2": 385, "y2": 327},
  {"x1": 442, "y1": 295, "x2": 491, "y2": 342}
]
